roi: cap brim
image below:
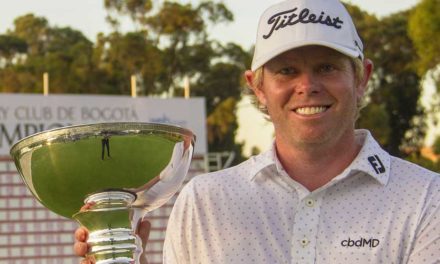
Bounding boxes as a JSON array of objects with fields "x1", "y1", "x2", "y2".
[{"x1": 251, "y1": 41, "x2": 361, "y2": 71}]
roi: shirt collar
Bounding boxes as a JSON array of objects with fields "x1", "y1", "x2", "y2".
[
  {"x1": 247, "y1": 129, "x2": 391, "y2": 186},
  {"x1": 347, "y1": 129, "x2": 390, "y2": 185},
  {"x1": 247, "y1": 145, "x2": 278, "y2": 181}
]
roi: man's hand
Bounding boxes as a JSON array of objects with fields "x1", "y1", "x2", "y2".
[
  {"x1": 73, "y1": 209, "x2": 151, "y2": 264},
  {"x1": 74, "y1": 226, "x2": 95, "y2": 264},
  {"x1": 137, "y1": 218, "x2": 151, "y2": 264}
]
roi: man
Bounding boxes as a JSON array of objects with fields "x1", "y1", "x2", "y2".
[{"x1": 75, "y1": 0, "x2": 440, "y2": 263}]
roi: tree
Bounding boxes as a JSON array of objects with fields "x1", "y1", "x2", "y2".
[
  {"x1": 408, "y1": 0, "x2": 440, "y2": 128},
  {"x1": 43, "y1": 27, "x2": 95, "y2": 94},
  {"x1": 408, "y1": 0, "x2": 440, "y2": 80},
  {"x1": 206, "y1": 97, "x2": 244, "y2": 163},
  {"x1": 191, "y1": 43, "x2": 250, "y2": 162},
  {"x1": 357, "y1": 103, "x2": 390, "y2": 147},
  {"x1": 104, "y1": 0, "x2": 153, "y2": 29},
  {"x1": 433, "y1": 136, "x2": 440, "y2": 155},
  {"x1": 93, "y1": 32, "x2": 162, "y2": 95},
  {"x1": 143, "y1": 1, "x2": 233, "y2": 94},
  {"x1": 11, "y1": 14, "x2": 50, "y2": 56},
  {"x1": 0, "y1": 14, "x2": 97, "y2": 94},
  {"x1": 103, "y1": 0, "x2": 233, "y2": 88},
  {"x1": 0, "y1": 35, "x2": 27, "y2": 66},
  {"x1": 350, "y1": 6, "x2": 425, "y2": 157}
]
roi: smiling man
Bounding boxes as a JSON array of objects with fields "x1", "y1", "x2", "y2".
[
  {"x1": 247, "y1": 45, "x2": 371, "y2": 191},
  {"x1": 75, "y1": 0, "x2": 439, "y2": 263},
  {"x1": 162, "y1": 0, "x2": 439, "y2": 263}
]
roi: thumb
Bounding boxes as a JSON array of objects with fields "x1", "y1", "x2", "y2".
[
  {"x1": 136, "y1": 218, "x2": 151, "y2": 264},
  {"x1": 136, "y1": 218, "x2": 151, "y2": 249}
]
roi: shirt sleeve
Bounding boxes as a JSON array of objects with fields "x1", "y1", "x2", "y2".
[
  {"x1": 163, "y1": 182, "x2": 194, "y2": 264},
  {"x1": 407, "y1": 177, "x2": 440, "y2": 264}
]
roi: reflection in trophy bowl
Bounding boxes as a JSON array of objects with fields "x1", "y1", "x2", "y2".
[{"x1": 10, "y1": 122, "x2": 195, "y2": 264}]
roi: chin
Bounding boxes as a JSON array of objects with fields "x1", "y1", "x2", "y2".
[{"x1": 294, "y1": 127, "x2": 341, "y2": 146}]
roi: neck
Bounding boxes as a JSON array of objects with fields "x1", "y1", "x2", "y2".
[{"x1": 275, "y1": 131, "x2": 361, "y2": 192}]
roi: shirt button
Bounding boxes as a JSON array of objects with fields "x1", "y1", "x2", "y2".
[
  {"x1": 300, "y1": 238, "x2": 310, "y2": 247},
  {"x1": 305, "y1": 199, "x2": 315, "y2": 207}
]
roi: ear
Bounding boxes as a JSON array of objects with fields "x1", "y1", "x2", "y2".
[
  {"x1": 244, "y1": 70, "x2": 267, "y2": 106},
  {"x1": 356, "y1": 59, "x2": 374, "y2": 99}
]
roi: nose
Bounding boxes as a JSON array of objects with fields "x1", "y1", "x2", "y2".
[{"x1": 295, "y1": 72, "x2": 319, "y2": 95}]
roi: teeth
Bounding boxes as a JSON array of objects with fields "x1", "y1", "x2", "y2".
[{"x1": 295, "y1": 106, "x2": 327, "y2": 115}]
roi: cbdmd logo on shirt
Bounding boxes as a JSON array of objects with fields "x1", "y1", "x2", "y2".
[
  {"x1": 368, "y1": 155, "x2": 385, "y2": 174},
  {"x1": 341, "y1": 237, "x2": 380, "y2": 248}
]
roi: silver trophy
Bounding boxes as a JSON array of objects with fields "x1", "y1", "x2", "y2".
[{"x1": 10, "y1": 122, "x2": 195, "y2": 264}]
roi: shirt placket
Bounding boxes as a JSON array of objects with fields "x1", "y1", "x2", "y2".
[{"x1": 291, "y1": 193, "x2": 322, "y2": 264}]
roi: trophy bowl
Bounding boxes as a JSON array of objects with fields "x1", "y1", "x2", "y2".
[{"x1": 10, "y1": 122, "x2": 195, "y2": 264}]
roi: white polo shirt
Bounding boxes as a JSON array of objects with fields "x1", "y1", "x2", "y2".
[{"x1": 163, "y1": 130, "x2": 440, "y2": 264}]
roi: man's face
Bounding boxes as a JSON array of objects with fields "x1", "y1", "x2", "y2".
[{"x1": 251, "y1": 46, "x2": 366, "y2": 149}]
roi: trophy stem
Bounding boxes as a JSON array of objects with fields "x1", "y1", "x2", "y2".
[{"x1": 73, "y1": 190, "x2": 138, "y2": 264}]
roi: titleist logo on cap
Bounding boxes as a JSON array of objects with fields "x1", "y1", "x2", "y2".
[{"x1": 263, "y1": 7, "x2": 344, "y2": 39}]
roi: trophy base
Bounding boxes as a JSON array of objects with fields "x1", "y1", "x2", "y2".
[{"x1": 73, "y1": 190, "x2": 139, "y2": 264}]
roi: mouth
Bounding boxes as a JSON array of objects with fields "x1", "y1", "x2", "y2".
[{"x1": 293, "y1": 105, "x2": 331, "y2": 116}]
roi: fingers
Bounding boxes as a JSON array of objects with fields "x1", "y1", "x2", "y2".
[
  {"x1": 74, "y1": 241, "x2": 89, "y2": 257},
  {"x1": 75, "y1": 227, "x2": 89, "y2": 242},
  {"x1": 80, "y1": 202, "x2": 95, "y2": 212},
  {"x1": 137, "y1": 218, "x2": 151, "y2": 264},
  {"x1": 75, "y1": 203, "x2": 96, "y2": 264},
  {"x1": 137, "y1": 218, "x2": 151, "y2": 241},
  {"x1": 136, "y1": 218, "x2": 151, "y2": 248},
  {"x1": 74, "y1": 227, "x2": 89, "y2": 257},
  {"x1": 80, "y1": 256, "x2": 96, "y2": 264},
  {"x1": 76, "y1": 202, "x2": 92, "y2": 257}
]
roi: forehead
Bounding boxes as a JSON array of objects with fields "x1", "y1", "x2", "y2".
[{"x1": 266, "y1": 45, "x2": 349, "y2": 66}]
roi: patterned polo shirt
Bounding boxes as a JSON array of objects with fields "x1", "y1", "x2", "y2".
[{"x1": 163, "y1": 130, "x2": 440, "y2": 264}]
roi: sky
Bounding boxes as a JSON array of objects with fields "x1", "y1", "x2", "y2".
[{"x1": 0, "y1": 0, "x2": 424, "y2": 155}]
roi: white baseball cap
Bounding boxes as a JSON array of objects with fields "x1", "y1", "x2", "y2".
[{"x1": 251, "y1": 0, "x2": 364, "y2": 71}]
